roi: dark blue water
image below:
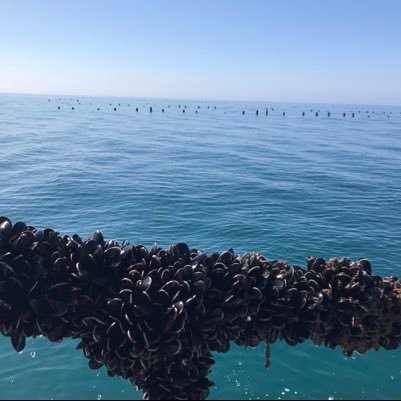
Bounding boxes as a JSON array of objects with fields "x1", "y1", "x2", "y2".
[{"x1": 0, "y1": 93, "x2": 400, "y2": 399}]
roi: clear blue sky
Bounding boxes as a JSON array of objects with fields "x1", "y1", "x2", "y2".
[{"x1": 1, "y1": 0, "x2": 400, "y2": 105}]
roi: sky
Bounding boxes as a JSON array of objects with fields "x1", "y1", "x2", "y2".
[{"x1": 0, "y1": 0, "x2": 401, "y2": 105}]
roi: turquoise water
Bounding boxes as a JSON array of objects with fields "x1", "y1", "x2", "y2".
[{"x1": 0, "y1": 93, "x2": 400, "y2": 400}]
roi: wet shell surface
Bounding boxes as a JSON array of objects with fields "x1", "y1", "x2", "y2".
[{"x1": 0, "y1": 217, "x2": 400, "y2": 400}]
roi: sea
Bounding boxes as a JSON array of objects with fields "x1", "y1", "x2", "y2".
[{"x1": 0, "y1": 93, "x2": 400, "y2": 400}]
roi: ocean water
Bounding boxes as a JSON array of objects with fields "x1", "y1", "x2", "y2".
[{"x1": 0, "y1": 93, "x2": 400, "y2": 400}]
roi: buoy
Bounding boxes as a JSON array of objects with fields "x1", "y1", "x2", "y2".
[
  {"x1": 242, "y1": 111, "x2": 245, "y2": 115},
  {"x1": 136, "y1": 108, "x2": 139, "y2": 112},
  {"x1": 256, "y1": 110, "x2": 259, "y2": 116},
  {"x1": 150, "y1": 107, "x2": 153, "y2": 113},
  {"x1": 327, "y1": 112, "x2": 330, "y2": 117},
  {"x1": 283, "y1": 112, "x2": 286, "y2": 116}
]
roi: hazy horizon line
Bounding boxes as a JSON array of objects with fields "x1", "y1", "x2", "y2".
[{"x1": 1, "y1": 90, "x2": 401, "y2": 109}]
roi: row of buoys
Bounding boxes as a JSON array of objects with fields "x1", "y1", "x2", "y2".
[
  {"x1": 48, "y1": 99, "x2": 400, "y2": 114},
  {"x1": 50, "y1": 100, "x2": 398, "y2": 119},
  {"x1": 59, "y1": 106, "x2": 393, "y2": 119}
]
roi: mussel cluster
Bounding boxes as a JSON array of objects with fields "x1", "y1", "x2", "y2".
[{"x1": 0, "y1": 217, "x2": 400, "y2": 400}]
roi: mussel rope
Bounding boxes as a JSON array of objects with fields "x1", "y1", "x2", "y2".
[{"x1": 0, "y1": 217, "x2": 400, "y2": 400}]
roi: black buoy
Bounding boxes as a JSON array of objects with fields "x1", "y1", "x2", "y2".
[
  {"x1": 343, "y1": 113, "x2": 346, "y2": 118},
  {"x1": 97, "y1": 108, "x2": 100, "y2": 111},
  {"x1": 302, "y1": 112, "x2": 305, "y2": 116},
  {"x1": 162, "y1": 109, "x2": 165, "y2": 113},
  {"x1": 242, "y1": 111, "x2": 245, "y2": 115},
  {"x1": 179, "y1": 105, "x2": 181, "y2": 108},
  {"x1": 352, "y1": 113, "x2": 355, "y2": 118},
  {"x1": 256, "y1": 110, "x2": 259, "y2": 116},
  {"x1": 150, "y1": 107, "x2": 153, "y2": 113},
  {"x1": 136, "y1": 108, "x2": 139, "y2": 112},
  {"x1": 266, "y1": 110, "x2": 269, "y2": 116},
  {"x1": 327, "y1": 112, "x2": 330, "y2": 117},
  {"x1": 114, "y1": 108, "x2": 117, "y2": 111},
  {"x1": 316, "y1": 112, "x2": 319, "y2": 117},
  {"x1": 183, "y1": 109, "x2": 185, "y2": 113},
  {"x1": 58, "y1": 106, "x2": 61, "y2": 110},
  {"x1": 283, "y1": 112, "x2": 286, "y2": 116},
  {"x1": 196, "y1": 110, "x2": 198, "y2": 114},
  {"x1": 72, "y1": 107, "x2": 75, "y2": 110}
]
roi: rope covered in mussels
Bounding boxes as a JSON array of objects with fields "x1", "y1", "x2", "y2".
[{"x1": 0, "y1": 217, "x2": 400, "y2": 400}]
